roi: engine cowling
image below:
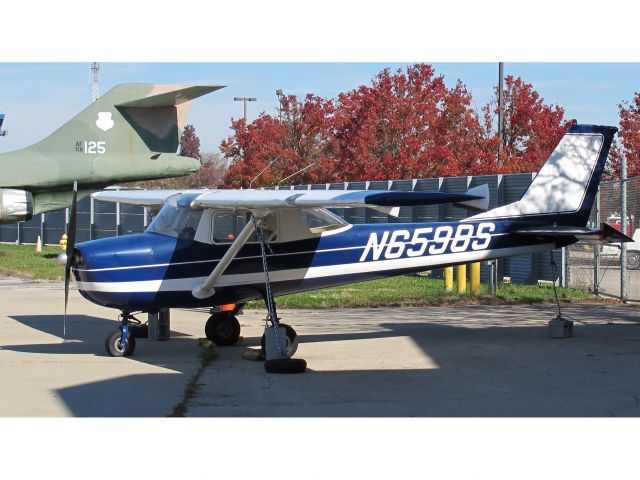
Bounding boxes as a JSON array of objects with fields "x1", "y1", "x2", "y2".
[{"x1": 0, "y1": 189, "x2": 34, "y2": 223}]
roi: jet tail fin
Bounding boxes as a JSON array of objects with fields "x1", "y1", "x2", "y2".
[
  {"x1": 466, "y1": 125, "x2": 617, "y2": 227},
  {"x1": 29, "y1": 83, "x2": 224, "y2": 155}
]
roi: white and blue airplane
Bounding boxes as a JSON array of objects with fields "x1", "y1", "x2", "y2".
[{"x1": 66, "y1": 124, "x2": 628, "y2": 364}]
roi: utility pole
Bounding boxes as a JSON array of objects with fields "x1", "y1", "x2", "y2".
[
  {"x1": 276, "y1": 89, "x2": 284, "y2": 121},
  {"x1": 621, "y1": 153, "x2": 628, "y2": 302},
  {"x1": 234, "y1": 96, "x2": 257, "y2": 121},
  {"x1": 91, "y1": 62, "x2": 100, "y2": 102},
  {"x1": 490, "y1": 62, "x2": 506, "y2": 296},
  {"x1": 498, "y1": 62, "x2": 505, "y2": 163}
]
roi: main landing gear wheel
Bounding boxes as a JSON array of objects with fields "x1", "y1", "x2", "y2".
[
  {"x1": 205, "y1": 312, "x2": 241, "y2": 346},
  {"x1": 627, "y1": 251, "x2": 640, "y2": 270},
  {"x1": 260, "y1": 323, "x2": 299, "y2": 358},
  {"x1": 105, "y1": 329, "x2": 136, "y2": 357}
]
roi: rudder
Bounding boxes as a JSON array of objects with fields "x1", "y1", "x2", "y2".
[{"x1": 466, "y1": 124, "x2": 617, "y2": 227}]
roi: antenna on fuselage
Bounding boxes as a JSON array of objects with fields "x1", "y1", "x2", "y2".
[
  {"x1": 249, "y1": 156, "x2": 280, "y2": 189},
  {"x1": 276, "y1": 162, "x2": 316, "y2": 187}
]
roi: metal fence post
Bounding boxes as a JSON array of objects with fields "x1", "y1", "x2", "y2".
[
  {"x1": 621, "y1": 155, "x2": 628, "y2": 302},
  {"x1": 594, "y1": 188, "x2": 600, "y2": 295}
]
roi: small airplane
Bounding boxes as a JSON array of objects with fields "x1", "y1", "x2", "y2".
[
  {"x1": 0, "y1": 83, "x2": 223, "y2": 224},
  {"x1": 66, "y1": 125, "x2": 630, "y2": 372}
]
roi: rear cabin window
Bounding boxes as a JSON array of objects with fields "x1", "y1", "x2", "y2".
[{"x1": 212, "y1": 211, "x2": 276, "y2": 243}]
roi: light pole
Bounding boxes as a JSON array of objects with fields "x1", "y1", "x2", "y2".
[
  {"x1": 276, "y1": 89, "x2": 284, "y2": 121},
  {"x1": 234, "y1": 97, "x2": 257, "y2": 121},
  {"x1": 498, "y1": 62, "x2": 504, "y2": 162}
]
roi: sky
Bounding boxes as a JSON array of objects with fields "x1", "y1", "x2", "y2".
[{"x1": 0, "y1": 62, "x2": 639, "y2": 154}]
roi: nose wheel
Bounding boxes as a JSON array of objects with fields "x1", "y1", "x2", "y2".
[
  {"x1": 105, "y1": 311, "x2": 138, "y2": 357},
  {"x1": 105, "y1": 329, "x2": 136, "y2": 357}
]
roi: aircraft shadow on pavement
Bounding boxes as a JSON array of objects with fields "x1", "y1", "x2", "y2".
[
  {"x1": 5, "y1": 314, "x2": 190, "y2": 355},
  {"x1": 2, "y1": 314, "x2": 207, "y2": 417},
  {"x1": 4, "y1": 307, "x2": 640, "y2": 417},
  {"x1": 233, "y1": 319, "x2": 640, "y2": 417}
]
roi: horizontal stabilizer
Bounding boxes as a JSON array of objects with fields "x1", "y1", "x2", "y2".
[
  {"x1": 454, "y1": 184, "x2": 490, "y2": 211},
  {"x1": 115, "y1": 85, "x2": 224, "y2": 108},
  {"x1": 513, "y1": 222, "x2": 633, "y2": 243}
]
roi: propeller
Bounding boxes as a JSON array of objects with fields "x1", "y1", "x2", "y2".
[{"x1": 63, "y1": 181, "x2": 78, "y2": 337}]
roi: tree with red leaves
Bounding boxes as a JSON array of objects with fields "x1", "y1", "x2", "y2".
[
  {"x1": 328, "y1": 64, "x2": 495, "y2": 181},
  {"x1": 610, "y1": 91, "x2": 640, "y2": 178},
  {"x1": 178, "y1": 124, "x2": 201, "y2": 160},
  {"x1": 220, "y1": 66, "x2": 575, "y2": 187},
  {"x1": 222, "y1": 94, "x2": 334, "y2": 188},
  {"x1": 481, "y1": 76, "x2": 574, "y2": 174}
]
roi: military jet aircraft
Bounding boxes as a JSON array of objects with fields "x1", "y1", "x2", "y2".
[
  {"x1": 0, "y1": 83, "x2": 222, "y2": 224},
  {"x1": 67, "y1": 125, "x2": 629, "y2": 372}
]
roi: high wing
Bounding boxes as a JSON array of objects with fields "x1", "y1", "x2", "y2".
[
  {"x1": 92, "y1": 189, "x2": 209, "y2": 209},
  {"x1": 92, "y1": 184, "x2": 490, "y2": 213}
]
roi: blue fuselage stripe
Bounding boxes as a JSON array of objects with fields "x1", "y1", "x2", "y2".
[{"x1": 73, "y1": 220, "x2": 562, "y2": 310}]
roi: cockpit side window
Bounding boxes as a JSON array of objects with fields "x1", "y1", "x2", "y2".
[
  {"x1": 147, "y1": 193, "x2": 203, "y2": 241},
  {"x1": 212, "y1": 211, "x2": 277, "y2": 244}
]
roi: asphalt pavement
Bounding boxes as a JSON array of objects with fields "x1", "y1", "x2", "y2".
[{"x1": 1, "y1": 276, "x2": 640, "y2": 417}]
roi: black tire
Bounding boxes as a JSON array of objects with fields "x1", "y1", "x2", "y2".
[
  {"x1": 205, "y1": 313, "x2": 241, "y2": 346},
  {"x1": 261, "y1": 323, "x2": 299, "y2": 357},
  {"x1": 105, "y1": 329, "x2": 136, "y2": 357},
  {"x1": 264, "y1": 358, "x2": 307, "y2": 374},
  {"x1": 627, "y1": 251, "x2": 640, "y2": 270}
]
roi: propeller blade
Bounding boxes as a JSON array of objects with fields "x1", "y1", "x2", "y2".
[{"x1": 64, "y1": 181, "x2": 78, "y2": 337}]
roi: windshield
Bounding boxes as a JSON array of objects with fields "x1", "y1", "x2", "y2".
[{"x1": 147, "y1": 193, "x2": 203, "y2": 240}]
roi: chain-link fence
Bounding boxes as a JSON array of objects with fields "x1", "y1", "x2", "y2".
[{"x1": 568, "y1": 176, "x2": 640, "y2": 301}]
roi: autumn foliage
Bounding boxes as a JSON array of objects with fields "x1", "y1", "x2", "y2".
[
  {"x1": 221, "y1": 64, "x2": 575, "y2": 188},
  {"x1": 126, "y1": 124, "x2": 228, "y2": 189},
  {"x1": 610, "y1": 91, "x2": 640, "y2": 178},
  {"x1": 482, "y1": 76, "x2": 574, "y2": 173},
  {"x1": 221, "y1": 95, "x2": 334, "y2": 187}
]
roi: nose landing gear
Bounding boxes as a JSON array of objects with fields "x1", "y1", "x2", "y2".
[{"x1": 105, "y1": 311, "x2": 139, "y2": 357}]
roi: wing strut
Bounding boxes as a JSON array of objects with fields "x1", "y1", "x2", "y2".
[{"x1": 191, "y1": 215, "x2": 259, "y2": 299}]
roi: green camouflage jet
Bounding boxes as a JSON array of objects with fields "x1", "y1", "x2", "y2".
[{"x1": 0, "y1": 83, "x2": 223, "y2": 223}]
